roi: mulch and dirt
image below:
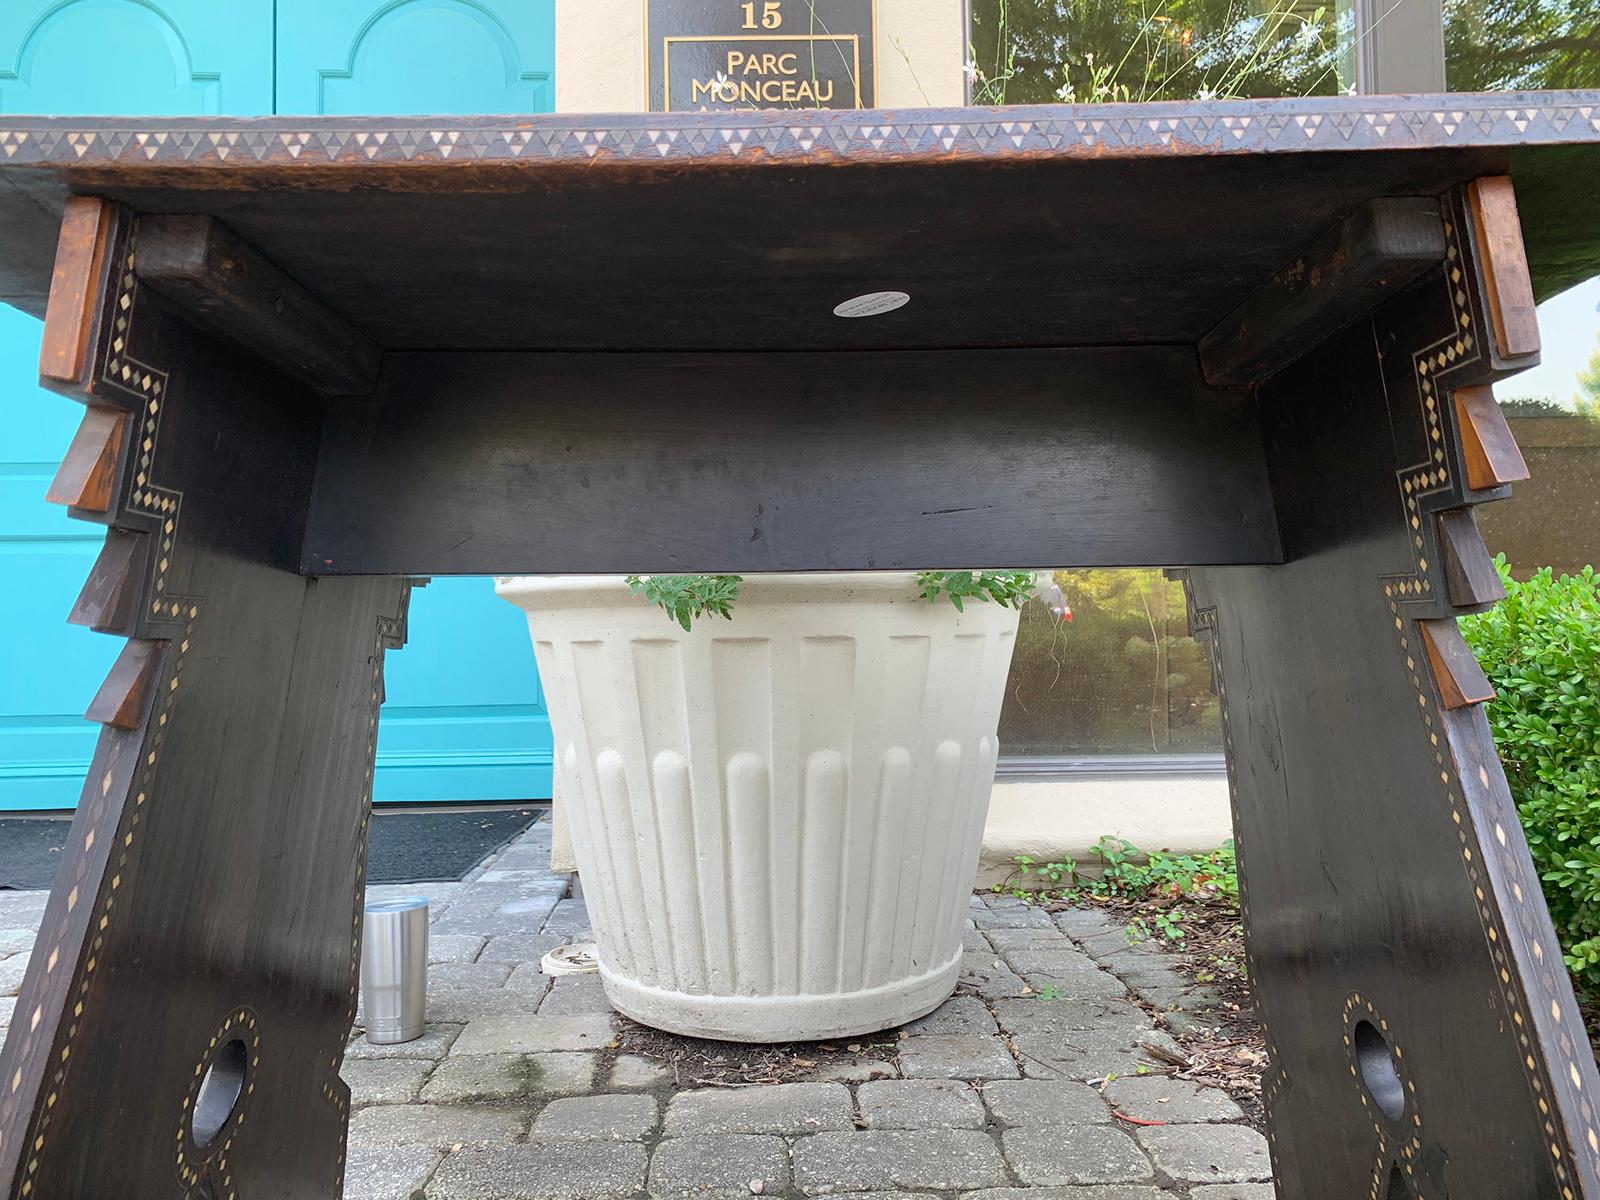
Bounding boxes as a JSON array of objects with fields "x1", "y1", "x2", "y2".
[{"x1": 615, "y1": 1020, "x2": 900, "y2": 1089}]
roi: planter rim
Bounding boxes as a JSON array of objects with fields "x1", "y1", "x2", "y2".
[{"x1": 495, "y1": 571, "x2": 977, "y2": 611}]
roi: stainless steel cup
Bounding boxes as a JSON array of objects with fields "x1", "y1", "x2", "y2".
[{"x1": 361, "y1": 896, "x2": 429, "y2": 1044}]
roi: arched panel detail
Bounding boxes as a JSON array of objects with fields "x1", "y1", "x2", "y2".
[
  {"x1": 10, "y1": 0, "x2": 196, "y2": 84},
  {"x1": 339, "y1": 0, "x2": 524, "y2": 87},
  {"x1": 316, "y1": 0, "x2": 552, "y2": 114}
]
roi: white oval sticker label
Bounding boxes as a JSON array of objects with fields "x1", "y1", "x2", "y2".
[{"x1": 833, "y1": 291, "x2": 910, "y2": 318}]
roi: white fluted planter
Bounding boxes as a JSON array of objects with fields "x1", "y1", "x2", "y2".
[{"x1": 495, "y1": 573, "x2": 1020, "y2": 1042}]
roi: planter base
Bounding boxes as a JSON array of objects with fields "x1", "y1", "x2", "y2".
[{"x1": 598, "y1": 947, "x2": 963, "y2": 1043}]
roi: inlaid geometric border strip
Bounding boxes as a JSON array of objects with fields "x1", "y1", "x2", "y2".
[
  {"x1": 1381, "y1": 203, "x2": 1477, "y2": 606},
  {"x1": 0, "y1": 93, "x2": 1597, "y2": 168},
  {"x1": 100, "y1": 225, "x2": 184, "y2": 614}
]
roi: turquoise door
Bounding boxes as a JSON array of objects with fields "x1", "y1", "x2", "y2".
[
  {"x1": 0, "y1": 0, "x2": 555, "y2": 810},
  {"x1": 279, "y1": 0, "x2": 557, "y2": 804},
  {"x1": 0, "y1": 0, "x2": 273, "y2": 811}
]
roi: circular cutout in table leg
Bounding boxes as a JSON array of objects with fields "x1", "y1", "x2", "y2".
[
  {"x1": 1354, "y1": 1019, "x2": 1406, "y2": 1121},
  {"x1": 191, "y1": 1038, "x2": 248, "y2": 1147}
]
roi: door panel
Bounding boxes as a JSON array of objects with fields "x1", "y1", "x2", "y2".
[
  {"x1": 0, "y1": 1, "x2": 271, "y2": 811},
  {"x1": 277, "y1": 0, "x2": 557, "y2": 802},
  {"x1": 0, "y1": 0, "x2": 272, "y2": 114},
  {"x1": 275, "y1": 0, "x2": 555, "y2": 115}
]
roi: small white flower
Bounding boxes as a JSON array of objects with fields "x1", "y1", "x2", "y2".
[{"x1": 964, "y1": 58, "x2": 981, "y2": 83}]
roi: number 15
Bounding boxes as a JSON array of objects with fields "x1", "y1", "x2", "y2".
[{"x1": 742, "y1": 1, "x2": 782, "y2": 28}]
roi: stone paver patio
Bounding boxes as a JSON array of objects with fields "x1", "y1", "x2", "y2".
[{"x1": 0, "y1": 815, "x2": 1271, "y2": 1199}]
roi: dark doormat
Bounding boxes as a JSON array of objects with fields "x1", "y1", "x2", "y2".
[
  {"x1": 0, "y1": 806, "x2": 543, "y2": 890},
  {"x1": 366, "y1": 807, "x2": 543, "y2": 884},
  {"x1": 0, "y1": 819, "x2": 72, "y2": 890}
]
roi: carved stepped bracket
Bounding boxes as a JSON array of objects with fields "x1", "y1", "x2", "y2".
[
  {"x1": 0, "y1": 199, "x2": 412, "y2": 1200},
  {"x1": 1181, "y1": 177, "x2": 1597, "y2": 1200}
]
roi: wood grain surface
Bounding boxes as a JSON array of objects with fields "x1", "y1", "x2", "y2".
[
  {"x1": 135, "y1": 214, "x2": 380, "y2": 398},
  {"x1": 305, "y1": 347, "x2": 1281, "y2": 574},
  {"x1": 38, "y1": 196, "x2": 113, "y2": 388},
  {"x1": 1467, "y1": 175, "x2": 1541, "y2": 361},
  {"x1": 1200, "y1": 197, "x2": 1445, "y2": 386}
]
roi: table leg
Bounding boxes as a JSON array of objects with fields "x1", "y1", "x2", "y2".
[
  {"x1": 0, "y1": 200, "x2": 412, "y2": 1199},
  {"x1": 1185, "y1": 184, "x2": 1600, "y2": 1199}
]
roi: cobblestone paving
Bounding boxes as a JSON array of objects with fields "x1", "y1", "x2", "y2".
[{"x1": 0, "y1": 818, "x2": 1272, "y2": 1199}]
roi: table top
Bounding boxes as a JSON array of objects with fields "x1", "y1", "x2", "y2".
[{"x1": 1, "y1": 92, "x2": 1597, "y2": 351}]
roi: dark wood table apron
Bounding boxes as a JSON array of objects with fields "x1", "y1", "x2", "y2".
[{"x1": 1, "y1": 95, "x2": 1598, "y2": 1199}]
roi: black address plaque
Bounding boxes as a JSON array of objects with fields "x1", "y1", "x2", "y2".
[{"x1": 646, "y1": 0, "x2": 876, "y2": 112}]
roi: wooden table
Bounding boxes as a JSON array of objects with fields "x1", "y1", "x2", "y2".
[{"x1": 1, "y1": 94, "x2": 1598, "y2": 1199}]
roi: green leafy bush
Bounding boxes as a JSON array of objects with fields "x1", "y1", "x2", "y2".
[{"x1": 1462, "y1": 559, "x2": 1600, "y2": 997}]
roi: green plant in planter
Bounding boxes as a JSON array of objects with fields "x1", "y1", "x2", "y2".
[
  {"x1": 624, "y1": 570, "x2": 1036, "y2": 631},
  {"x1": 624, "y1": 574, "x2": 744, "y2": 631}
]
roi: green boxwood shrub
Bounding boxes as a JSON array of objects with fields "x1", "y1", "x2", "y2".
[{"x1": 1461, "y1": 558, "x2": 1600, "y2": 998}]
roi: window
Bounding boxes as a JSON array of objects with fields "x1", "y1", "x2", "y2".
[
  {"x1": 1443, "y1": 0, "x2": 1600, "y2": 91},
  {"x1": 966, "y1": 0, "x2": 1352, "y2": 106},
  {"x1": 967, "y1": 0, "x2": 1327, "y2": 764},
  {"x1": 998, "y1": 570, "x2": 1222, "y2": 758}
]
